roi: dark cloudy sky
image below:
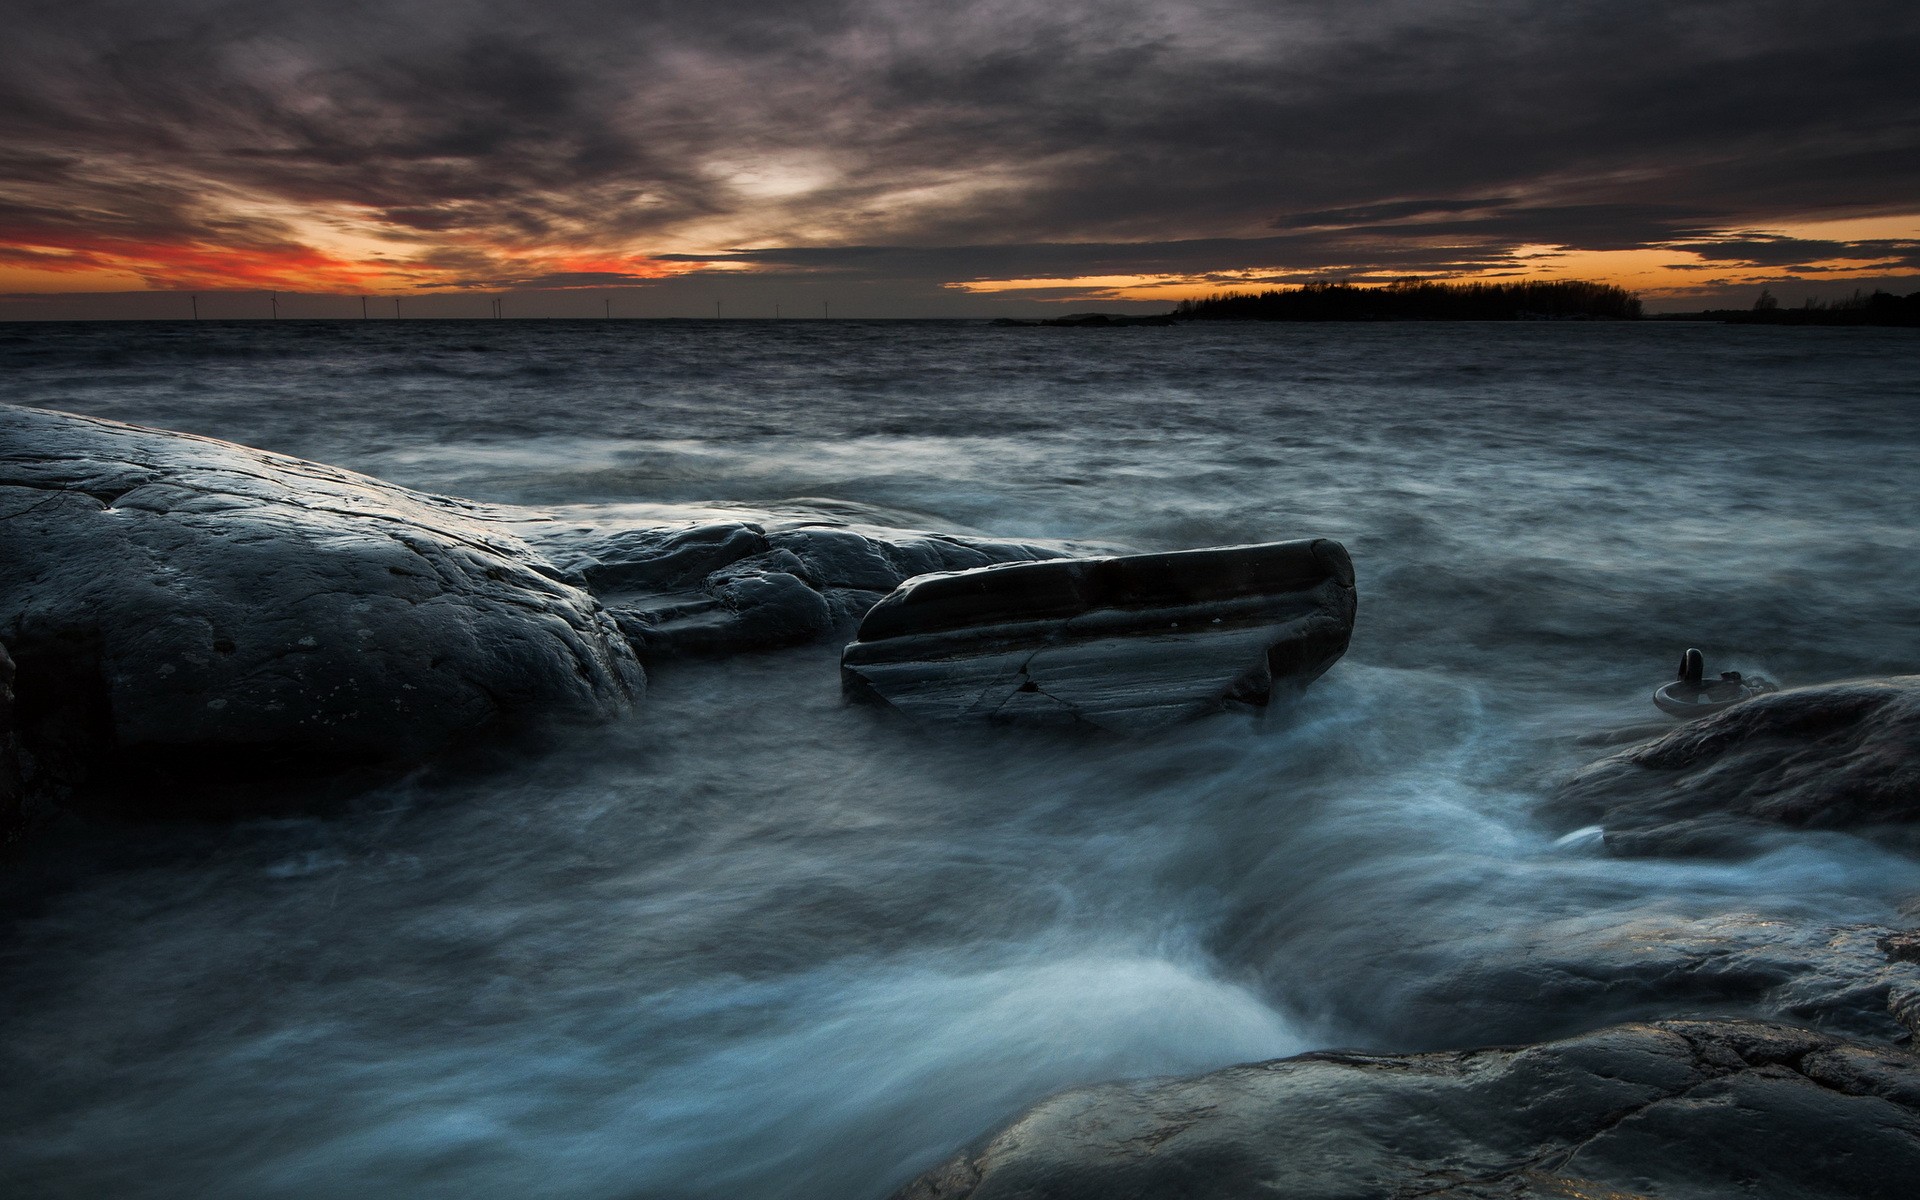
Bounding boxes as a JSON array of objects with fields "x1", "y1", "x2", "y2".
[{"x1": 3, "y1": 0, "x2": 1918, "y2": 316}]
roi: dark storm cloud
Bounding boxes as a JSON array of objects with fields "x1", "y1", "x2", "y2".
[
  {"x1": 655, "y1": 201, "x2": 1909, "y2": 286},
  {"x1": 1, "y1": 0, "x2": 1917, "y2": 295},
  {"x1": 653, "y1": 235, "x2": 1514, "y2": 281},
  {"x1": 1665, "y1": 235, "x2": 1920, "y2": 270},
  {"x1": 1274, "y1": 199, "x2": 1517, "y2": 229}
]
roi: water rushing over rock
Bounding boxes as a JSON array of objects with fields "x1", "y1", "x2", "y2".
[{"x1": 1, "y1": 320, "x2": 1917, "y2": 1200}]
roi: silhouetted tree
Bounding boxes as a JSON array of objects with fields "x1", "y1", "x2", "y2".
[{"x1": 1729, "y1": 288, "x2": 1920, "y2": 327}]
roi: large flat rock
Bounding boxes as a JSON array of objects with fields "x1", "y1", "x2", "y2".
[
  {"x1": 0, "y1": 404, "x2": 644, "y2": 810},
  {"x1": 898, "y1": 1018, "x2": 1920, "y2": 1200},
  {"x1": 1549, "y1": 676, "x2": 1920, "y2": 856},
  {"x1": 841, "y1": 539, "x2": 1356, "y2": 732}
]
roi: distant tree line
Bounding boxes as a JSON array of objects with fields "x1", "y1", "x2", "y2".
[
  {"x1": 1725, "y1": 288, "x2": 1920, "y2": 327},
  {"x1": 1169, "y1": 279, "x2": 1643, "y2": 321}
]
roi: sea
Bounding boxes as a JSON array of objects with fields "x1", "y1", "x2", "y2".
[{"x1": 1, "y1": 318, "x2": 1917, "y2": 1198}]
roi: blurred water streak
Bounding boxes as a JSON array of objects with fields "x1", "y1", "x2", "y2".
[{"x1": 1, "y1": 319, "x2": 1916, "y2": 1198}]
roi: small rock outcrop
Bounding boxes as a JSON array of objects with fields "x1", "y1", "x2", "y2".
[
  {"x1": 897, "y1": 1019, "x2": 1920, "y2": 1200},
  {"x1": 841, "y1": 540, "x2": 1355, "y2": 732},
  {"x1": 1551, "y1": 677, "x2": 1920, "y2": 856},
  {"x1": 0, "y1": 404, "x2": 644, "y2": 812},
  {"x1": 527, "y1": 512, "x2": 1086, "y2": 659}
]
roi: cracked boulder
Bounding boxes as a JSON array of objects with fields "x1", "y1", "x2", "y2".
[
  {"x1": 841, "y1": 539, "x2": 1355, "y2": 732},
  {"x1": 526, "y1": 510, "x2": 1086, "y2": 659},
  {"x1": 0, "y1": 404, "x2": 644, "y2": 813},
  {"x1": 1549, "y1": 677, "x2": 1920, "y2": 856},
  {"x1": 896, "y1": 1019, "x2": 1920, "y2": 1200}
]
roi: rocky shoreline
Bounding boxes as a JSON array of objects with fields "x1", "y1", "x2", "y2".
[
  {"x1": 4, "y1": 401, "x2": 1917, "y2": 1195},
  {"x1": 0, "y1": 404, "x2": 1093, "y2": 822},
  {"x1": 897, "y1": 1018, "x2": 1920, "y2": 1199}
]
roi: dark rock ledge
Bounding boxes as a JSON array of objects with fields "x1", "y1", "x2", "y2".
[
  {"x1": 0, "y1": 405, "x2": 1082, "y2": 818},
  {"x1": 1549, "y1": 676, "x2": 1920, "y2": 856},
  {"x1": 898, "y1": 1018, "x2": 1920, "y2": 1200},
  {"x1": 1229, "y1": 911, "x2": 1920, "y2": 1054},
  {"x1": 0, "y1": 404, "x2": 647, "y2": 813},
  {"x1": 522, "y1": 506, "x2": 1089, "y2": 661}
]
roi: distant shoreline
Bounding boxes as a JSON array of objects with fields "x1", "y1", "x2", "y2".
[
  {"x1": 1169, "y1": 280, "x2": 1642, "y2": 322},
  {"x1": 2, "y1": 297, "x2": 1916, "y2": 328},
  {"x1": 1647, "y1": 291, "x2": 1920, "y2": 328}
]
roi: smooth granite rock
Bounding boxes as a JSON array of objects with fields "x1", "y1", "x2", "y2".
[
  {"x1": 897, "y1": 1019, "x2": 1920, "y2": 1200},
  {"x1": 841, "y1": 539, "x2": 1355, "y2": 732},
  {"x1": 527, "y1": 511, "x2": 1084, "y2": 659},
  {"x1": 0, "y1": 404, "x2": 644, "y2": 809},
  {"x1": 1550, "y1": 677, "x2": 1920, "y2": 856}
]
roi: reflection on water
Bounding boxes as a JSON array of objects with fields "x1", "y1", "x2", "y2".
[{"x1": 2, "y1": 321, "x2": 1918, "y2": 1197}]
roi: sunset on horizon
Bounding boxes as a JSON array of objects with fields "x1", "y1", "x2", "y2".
[
  {"x1": 6, "y1": 7, "x2": 1920, "y2": 1200},
  {"x1": 4, "y1": 1, "x2": 1917, "y2": 317}
]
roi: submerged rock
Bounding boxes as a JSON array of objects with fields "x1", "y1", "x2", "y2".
[
  {"x1": 841, "y1": 539, "x2": 1355, "y2": 732},
  {"x1": 0, "y1": 404, "x2": 644, "y2": 813},
  {"x1": 1551, "y1": 676, "x2": 1920, "y2": 856},
  {"x1": 528, "y1": 512, "x2": 1085, "y2": 659},
  {"x1": 897, "y1": 1018, "x2": 1920, "y2": 1200}
]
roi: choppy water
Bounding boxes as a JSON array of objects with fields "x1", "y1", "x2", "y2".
[{"x1": 2, "y1": 319, "x2": 1918, "y2": 1198}]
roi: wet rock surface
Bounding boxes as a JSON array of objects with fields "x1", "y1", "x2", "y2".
[
  {"x1": 526, "y1": 511, "x2": 1085, "y2": 659},
  {"x1": 841, "y1": 540, "x2": 1355, "y2": 732},
  {"x1": 0, "y1": 404, "x2": 644, "y2": 812},
  {"x1": 0, "y1": 643, "x2": 19, "y2": 840},
  {"x1": 1550, "y1": 677, "x2": 1920, "y2": 856},
  {"x1": 896, "y1": 1018, "x2": 1920, "y2": 1200},
  {"x1": 0, "y1": 405, "x2": 1106, "y2": 821},
  {"x1": 1239, "y1": 912, "x2": 1920, "y2": 1052}
]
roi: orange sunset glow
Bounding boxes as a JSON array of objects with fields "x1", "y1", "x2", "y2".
[
  {"x1": 6, "y1": 202, "x2": 1916, "y2": 317},
  {"x1": 3, "y1": 3, "x2": 1916, "y2": 317},
  {"x1": 8, "y1": 216, "x2": 1917, "y2": 314},
  {"x1": 6, "y1": 6, "x2": 1920, "y2": 1198}
]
